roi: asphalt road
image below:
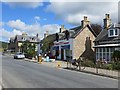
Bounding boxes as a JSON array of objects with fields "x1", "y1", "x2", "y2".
[{"x1": 2, "y1": 55, "x2": 118, "y2": 88}]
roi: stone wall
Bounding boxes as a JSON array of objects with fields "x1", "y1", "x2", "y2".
[{"x1": 73, "y1": 26, "x2": 96, "y2": 60}]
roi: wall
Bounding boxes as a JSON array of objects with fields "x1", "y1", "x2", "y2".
[{"x1": 73, "y1": 26, "x2": 96, "y2": 60}]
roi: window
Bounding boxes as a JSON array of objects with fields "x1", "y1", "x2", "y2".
[
  {"x1": 108, "y1": 29, "x2": 119, "y2": 37},
  {"x1": 110, "y1": 30, "x2": 114, "y2": 36},
  {"x1": 22, "y1": 37, "x2": 26, "y2": 41},
  {"x1": 115, "y1": 29, "x2": 118, "y2": 35}
]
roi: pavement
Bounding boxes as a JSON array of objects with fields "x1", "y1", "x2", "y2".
[
  {"x1": 2, "y1": 55, "x2": 118, "y2": 88},
  {"x1": 24, "y1": 57, "x2": 119, "y2": 79}
]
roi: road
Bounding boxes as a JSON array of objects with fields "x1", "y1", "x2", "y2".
[{"x1": 1, "y1": 55, "x2": 118, "y2": 88}]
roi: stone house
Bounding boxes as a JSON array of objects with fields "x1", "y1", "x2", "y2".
[
  {"x1": 8, "y1": 33, "x2": 40, "y2": 53},
  {"x1": 52, "y1": 16, "x2": 100, "y2": 61},
  {"x1": 94, "y1": 14, "x2": 120, "y2": 61}
]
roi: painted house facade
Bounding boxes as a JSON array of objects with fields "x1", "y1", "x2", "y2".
[
  {"x1": 94, "y1": 14, "x2": 120, "y2": 61},
  {"x1": 52, "y1": 16, "x2": 99, "y2": 61},
  {"x1": 8, "y1": 33, "x2": 40, "y2": 53}
]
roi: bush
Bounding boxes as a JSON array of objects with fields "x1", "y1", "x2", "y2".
[
  {"x1": 80, "y1": 59, "x2": 120, "y2": 70},
  {"x1": 101, "y1": 64, "x2": 113, "y2": 70},
  {"x1": 81, "y1": 60, "x2": 96, "y2": 68},
  {"x1": 112, "y1": 50, "x2": 120, "y2": 61},
  {"x1": 99, "y1": 62, "x2": 120, "y2": 70},
  {"x1": 111, "y1": 62, "x2": 120, "y2": 70}
]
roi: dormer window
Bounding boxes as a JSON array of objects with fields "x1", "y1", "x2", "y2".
[
  {"x1": 109, "y1": 30, "x2": 114, "y2": 36},
  {"x1": 108, "y1": 29, "x2": 119, "y2": 37},
  {"x1": 21, "y1": 37, "x2": 26, "y2": 41},
  {"x1": 32, "y1": 38, "x2": 34, "y2": 40},
  {"x1": 115, "y1": 29, "x2": 118, "y2": 35}
]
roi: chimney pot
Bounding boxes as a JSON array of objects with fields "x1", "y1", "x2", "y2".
[
  {"x1": 105, "y1": 14, "x2": 110, "y2": 19},
  {"x1": 84, "y1": 16, "x2": 87, "y2": 20},
  {"x1": 60, "y1": 25, "x2": 65, "y2": 33},
  {"x1": 104, "y1": 14, "x2": 111, "y2": 29},
  {"x1": 81, "y1": 16, "x2": 90, "y2": 28}
]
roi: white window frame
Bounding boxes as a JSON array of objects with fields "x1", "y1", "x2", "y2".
[
  {"x1": 96, "y1": 47, "x2": 115, "y2": 61},
  {"x1": 108, "y1": 29, "x2": 119, "y2": 37}
]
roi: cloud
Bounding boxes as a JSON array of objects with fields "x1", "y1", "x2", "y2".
[
  {"x1": 46, "y1": 2, "x2": 118, "y2": 25},
  {"x1": 4, "y1": 19, "x2": 60, "y2": 40},
  {"x1": 49, "y1": 0, "x2": 119, "y2": 2},
  {"x1": 0, "y1": 22, "x2": 4, "y2": 27},
  {"x1": 2, "y1": 0, "x2": 44, "y2": 2},
  {"x1": 0, "y1": 28, "x2": 11, "y2": 38},
  {"x1": 4, "y1": 2, "x2": 43, "y2": 9},
  {"x1": 66, "y1": 13, "x2": 101, "y2": 25},
  {"x1": 41, "y1": 24, "x2": 60, "y2": 38},
  {"x1": 0, "y1": 28, "x2": 23, "y2": 39},
  {"x1": 7, "y1": 19, "x2": 26, "y2": 30},
  {"x1": 7, "y1": 19, "x2": 41, "y2": 34},
  {"x1": 34, "y1": 16, "x2": 40, "y2": 21},
  {"x1": 7, "y1": 19, "x2": 42, "y2": 36},
  {"x1": 0, "y1": 28, "x2": 24, "y2": 42}
]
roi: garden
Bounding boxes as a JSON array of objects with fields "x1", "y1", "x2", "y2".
[{"x1": 80, "y1": 50, "x2": 120, "y2": 70}]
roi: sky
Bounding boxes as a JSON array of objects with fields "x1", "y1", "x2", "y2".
[{"x1": 0, "y1": 0, "x2": 119, "y2": 42}]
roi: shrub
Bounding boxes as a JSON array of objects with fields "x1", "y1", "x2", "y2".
[
  {"x1": 101, "y1": 64, "x2": 113, "y2": 70},
  {"x1": 112, "y1": 50, "x2": 120, "y2": 61},
  {"x1": 81, "y1": 60, "x2": 96, "y2": 68},
  {"x1": 111, "y1": 62, "x2": 120, "y2": 70}
]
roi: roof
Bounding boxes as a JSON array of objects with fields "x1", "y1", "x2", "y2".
[
  {"x1": 10, "y1": 37, "x2": 15, "y2": 42},
  {"x1": 94, "y1": 23, "x2": 120, "y2": 44},
  {"x1": 41, "y1": 34, "x2": 56, "y2": 43},
  {"x1": 13, "y1": 35, "x2": 40, "y2": 43},
  {"x1": 59, "y1": 24, "x2": 98, "y2": 40}
]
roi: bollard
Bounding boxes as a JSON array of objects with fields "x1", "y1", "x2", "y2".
[
  {"x1": 39, "y1": 59, "x2": 42, "y2": 64},
  {"x1": 57, "y1": 62, "x2": 61, "y2": 68},
  {"x1": 38, "y1": 55, "x2": 42, "y2": 64},
  {"x1": 39, "y1": 56, "x2": 42, "y2": 64}
]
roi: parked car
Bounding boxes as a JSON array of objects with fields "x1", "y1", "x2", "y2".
[{"x1": 14, "y1": 52, "x2": 25, "y2": 59}]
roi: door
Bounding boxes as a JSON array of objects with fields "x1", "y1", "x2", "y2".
[{"x1": 61, "y1": 49, "x2": 64, "y2": 60}]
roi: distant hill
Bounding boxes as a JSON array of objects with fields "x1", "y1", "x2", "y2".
[{"x1": 0, "y1": 41, "x2": 8, "y2": 49}]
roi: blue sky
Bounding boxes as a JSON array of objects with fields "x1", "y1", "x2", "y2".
[{"x1": 0, "y1": 1, "x2": 118, "y2": 42}]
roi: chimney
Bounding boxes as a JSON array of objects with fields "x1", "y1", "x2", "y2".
[
  {"x1": 22, "y1": 33, "x2": 27, "y2": 36},
  {"x1": 36, "y1": 33, "x2": 39, "y2": 37},
  {"x1": 103, "y1": 14, "x2": 112, "y2": 29},
  {"x1": 59, "y1": 25, "x2": 65, "y2": 33},
  {"x1": 44, "y1": 30, "x2": 49, "y2": 38},
  {"x1": 81, "y1": 16, "x2": 90, "y2": 28}
]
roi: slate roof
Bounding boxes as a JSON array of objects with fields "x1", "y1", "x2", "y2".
[
  {"x1": 94, "y1": 23, "x2": 120, "y2": 44},
  {"x1": 13, "y1": 35, "x2": 40, "y2": 43},
  {"x1": 41, "y1": 34, "x2": 56, "y2": 43},
  {"x1": 59, "y1": 24, "x2": 98, "y2": 40},
  {"x1": 10, "y1": 37, "x2": 15, "y2": 42}
]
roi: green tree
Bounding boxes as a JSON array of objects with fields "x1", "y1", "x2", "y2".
[
  {"x1": 112, "y1": 50, "x2": 120, "y2": 62},
  {"x1": 21, "y1": 41, "x2": 36, "y2": 58},
  {"x1": 41, "y1": 34, "x2": 56, "y2": 54}
]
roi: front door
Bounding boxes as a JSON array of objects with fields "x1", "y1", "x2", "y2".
[{"x1": 61, "y1": 49, "x2": 64, "y2": 60}]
